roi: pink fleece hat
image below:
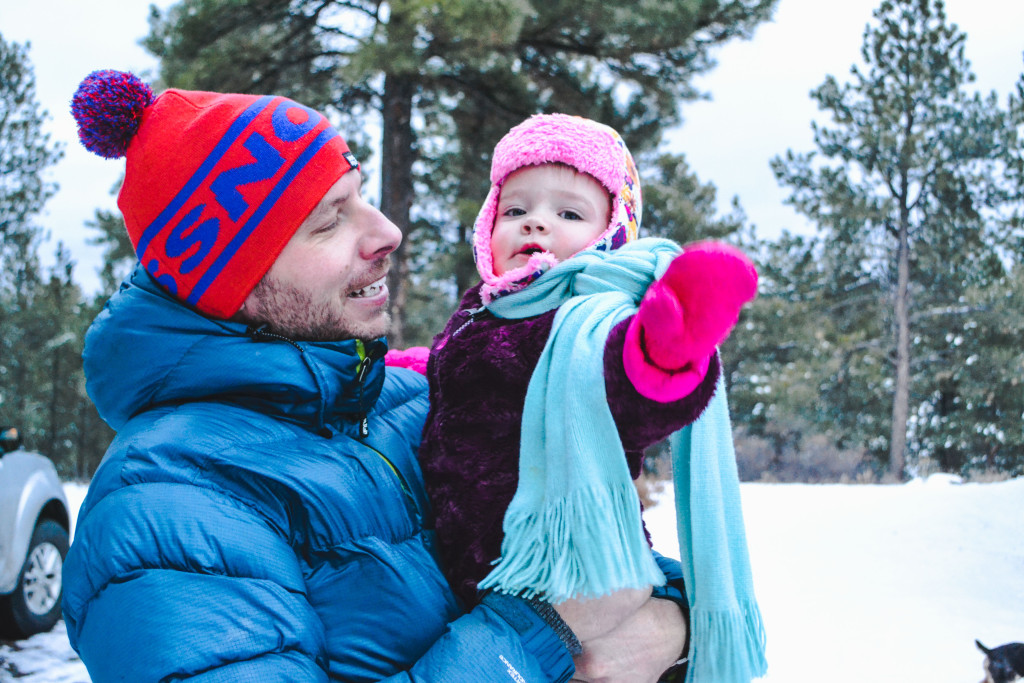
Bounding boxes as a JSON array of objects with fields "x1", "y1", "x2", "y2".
[{"x1": 473, "y1": 113, "x2": 642, "y2": 302}]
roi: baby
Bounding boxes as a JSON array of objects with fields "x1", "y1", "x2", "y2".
[{"x1": 397, "y1": 114, "x2": 758, "y2": 649}]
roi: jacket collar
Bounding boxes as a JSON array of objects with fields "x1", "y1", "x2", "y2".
[{"x1": 84, "y1": 265, "x2": 387, "y2": 433}]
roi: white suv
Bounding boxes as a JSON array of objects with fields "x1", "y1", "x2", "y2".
[{"x1": 0, "y1": 427, "x2": 70, "y2": 639}]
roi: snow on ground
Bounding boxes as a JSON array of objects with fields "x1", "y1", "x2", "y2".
[
  {"x1": 646, "y1": 474, "x2": 1024, "y2": 683},
  {"x1": 1, "y1": 477, "x2": 1021, "y2": 682},
  {"x1": 0, "y1": 621, "x2": 87, "y2": 683}
]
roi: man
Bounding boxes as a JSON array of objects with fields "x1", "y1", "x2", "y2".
[{"x1": 64, "y1": 69, "x2": 689, "y2": 681}]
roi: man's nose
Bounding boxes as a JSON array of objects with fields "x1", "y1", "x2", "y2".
[{"x1": 361, "y1": 205, "x2": 402, "y2": 259}]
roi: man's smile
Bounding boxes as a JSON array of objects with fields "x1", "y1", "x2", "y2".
[{"x1": 349, "y1": 275, "x2": 388, "y2": 299}]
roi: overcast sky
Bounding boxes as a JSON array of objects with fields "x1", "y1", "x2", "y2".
[{"x1": 3, "y1": 0, "x2": 1023, "y2": 294}]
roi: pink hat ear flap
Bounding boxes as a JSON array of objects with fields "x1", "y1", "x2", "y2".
[{"x1": 472, "y1": 184, "x2": 502, "y2": 281}]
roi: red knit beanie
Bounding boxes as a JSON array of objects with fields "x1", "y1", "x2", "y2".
[{"x1": 71, "y1": 70, "x2": 357, "y2": 318}]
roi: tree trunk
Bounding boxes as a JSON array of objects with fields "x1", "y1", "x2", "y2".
[
  {"x1": 379, "y1": 74, "x2": 415, "y2": 349},
  {"x1": 76, "y1": 402, "x2": 87, "y2": 480},
  {"x1": 47, "y1": 282, "x2": 63, "y2": 457},
  {"x1": 889, "y1": 91, "x2": 916, "y2": 481},
  {"x1": 454, "y1": 223, "x2": 476, "y2": 300},
  {"x1": 889, "y1": 209, "x2": 911, "y2": 479},
  {"x1": 12, "y1": 263, "x2": 31, "y2": 441},
  {"x1": 48, "y1": 346, "x2": 61, "y2": 457}
]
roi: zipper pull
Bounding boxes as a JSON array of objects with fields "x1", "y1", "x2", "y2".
[
  {"x1": 354, "y1": 340, "x2": 386, "y2": 440},
  {"x1": 451, "y1": 306, "x2": 488, "y2": 338},
  {"x1": 356, "y1": 356, "x2": 372, "y2": 383},
  {"x1": 356, "y1": 355, "x2": 370, "y2": 439}
]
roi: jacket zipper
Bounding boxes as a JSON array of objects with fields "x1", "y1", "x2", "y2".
[
  {"x1": 248, "y1": 327, "x2": 416, "y2": 520},
  {"x1": 248, "y1": 324, "x2": 304, "y2": 350},
  {"x1": 451, "y1": 306, "x2": 489, "y2": 339},
  {"x1": 369, "y1": 446, "x2": 422, "y2": 526},
  {"x1": 249, "y1": 326, "x2": 383, "y2": 440},
  {"x1": 354, "y1": 339, "x2": 386, "y2": 440}
]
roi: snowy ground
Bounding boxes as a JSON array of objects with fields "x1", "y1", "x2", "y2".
[
  {"x1": 1, "y1": 476, "x2": 1021, "y2": 682},
  {"x1": 646, "y1": 474, "x2": 1024, "y2": 683}
]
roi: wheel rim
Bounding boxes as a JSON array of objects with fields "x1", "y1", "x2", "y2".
[{"x1": 22, "y1": 541, "x2": 63, "y2": 616}]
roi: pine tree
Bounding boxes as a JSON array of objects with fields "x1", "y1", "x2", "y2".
[
  {"x1": 86, "y1": 205, "x2": 136, "y2": 296},
  {"x1": 0, "y1": 35, "x2": 65, "y2": 455},
  {"x1": 770, "y1": 0, "x2": 1023, "y2": 476},
  {"x1": 0, "y1": 35, "x2": 62, "y2": 250},
  {"x1": 910, "y1": 263, "x2": 1024, "y2": 475},
  {"x1": 36, "y1": 245, "x2": 84, "y2": 470},
  {"x1": 143, "y1": 0, "x2": 777, "y2": 345},
  {"x1": 0, "y1": 37, "x2": 111, "y2": 477},
  {"x1": 0, "y1": 228, "x2": 45, "y2": 437},
  {"x1": 640, "y1": 152, "x2": 748, "y2": 245}
]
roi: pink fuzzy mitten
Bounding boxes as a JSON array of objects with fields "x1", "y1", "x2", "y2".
[
  {"x1": 624, "y1": 242, "x2": 757, "y2": 402},
  {"x1": 384, "y1": 346, "x2": 431, "y2": 376}
]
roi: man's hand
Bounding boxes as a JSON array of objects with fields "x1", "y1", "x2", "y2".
[
  {"x1": 571, "y1": 597, "x2": 687, "y2": 682},
  {"x1": 554, "y1": 586, "x2": 651, "y2": 643}
]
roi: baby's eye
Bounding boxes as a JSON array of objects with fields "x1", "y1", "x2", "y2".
[
  {"x1": 503, "y1": 207, "x2": 526, "y2": 217},
  {"x1": 560, "y1": 210, "x2": 584, "y2": 221}
]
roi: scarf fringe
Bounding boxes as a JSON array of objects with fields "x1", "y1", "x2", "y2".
[
  {"x1": 478, "y1": 482, "x2": 666, "y2": 603},
  {"x1": 685, "y1": 599, "x2": 768, "y2": 683}
]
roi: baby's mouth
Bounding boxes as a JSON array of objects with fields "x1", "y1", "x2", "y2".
[{"x1": 516, "y1": 244, "x2": 545, "y2": 257}]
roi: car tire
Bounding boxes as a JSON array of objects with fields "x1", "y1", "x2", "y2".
[{"x1": 0, "y1": 519, "x2": 69, "y2": 639}]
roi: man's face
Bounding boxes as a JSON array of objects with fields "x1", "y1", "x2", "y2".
[{"x1": 240, "y1": 169, "x2": 402, "y2": 341}]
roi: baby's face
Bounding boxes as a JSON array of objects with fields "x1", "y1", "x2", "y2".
[{"x1": 491, "y1": 164, "x2": 611, "y2": 276}]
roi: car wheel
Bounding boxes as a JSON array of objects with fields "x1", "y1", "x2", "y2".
[{"x1": 0, "y1": 519, "x2": 69, "y2": 639}]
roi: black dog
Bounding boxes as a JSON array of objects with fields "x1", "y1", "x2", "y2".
[{"x1": 977, "y1": 640, "x2": 1024, "y2": 683}]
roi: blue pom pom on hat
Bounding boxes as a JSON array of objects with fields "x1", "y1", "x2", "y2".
[{"x1": 71, "y1": 70, "x2": 154, "y2": 159}]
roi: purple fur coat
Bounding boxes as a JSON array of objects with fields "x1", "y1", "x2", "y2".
[{"x1": 420, "y1": 283, "x2": 721, "y2": 607}]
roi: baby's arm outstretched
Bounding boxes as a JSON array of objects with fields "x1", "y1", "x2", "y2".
[{"x1": 623, "y1": 241, "x2": 757, "y2": 402}]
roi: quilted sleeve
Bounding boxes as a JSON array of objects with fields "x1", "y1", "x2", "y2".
[{"x1": 63, "y1": 482, "x2": 329, "y2": 682}]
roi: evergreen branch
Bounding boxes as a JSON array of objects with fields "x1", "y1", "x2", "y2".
[
  {"x1": 907, "y1": 164, "x2": 941, "y2": 213},
  {"x1": 909, "y1": 304, "x2": 989, "y2": 324},
  {"x1": 436, "y1": 73, "x2": 534, "y2": 120},
  {"x1": 316, "y1": 23, "x2": 372, "y2": 44}
]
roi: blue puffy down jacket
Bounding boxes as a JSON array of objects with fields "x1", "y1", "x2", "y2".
[{"x1": 62, "y1": 266, "x2": 574, "y2": 682}]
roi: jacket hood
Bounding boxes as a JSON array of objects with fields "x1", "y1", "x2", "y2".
[{"x1": 84, "y1": 264, "x2": 386, "y2": 433}]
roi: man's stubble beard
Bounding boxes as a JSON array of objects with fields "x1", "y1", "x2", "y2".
[{"x1": 242, "y1": 275, "x2": 391, "y2": 343}]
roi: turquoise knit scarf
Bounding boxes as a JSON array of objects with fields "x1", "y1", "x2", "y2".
[{"x1": 478, "y1": 238, "x2": 767, "y2": 683}]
